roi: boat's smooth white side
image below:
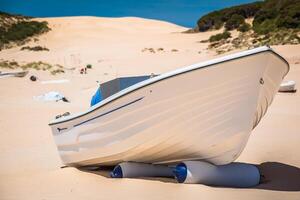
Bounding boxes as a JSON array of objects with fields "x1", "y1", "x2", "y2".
[{"x1": 49, "y1": 47, "x2": 289, "y2": 166}]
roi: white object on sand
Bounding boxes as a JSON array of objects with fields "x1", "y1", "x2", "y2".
[
  {"x1": 34, "y1": 91, "x2": 65, "y2": 102},
  {"x1": 279, "y1": 80, "x2": 296, "y2": 92},
  {"x1": 41, "y1": 79, "x2": 70, "y2": 84},
  {"x1": 49, "y1": 46, "x2": 289, "y2": 167},
  {"x1": 0, "y1": 71, "x2": 28, "y2": 78},
  {"x1": 173, "y1": 161, "x2": 260, "y2": 187},
  {"x1": 0, "y1": 74, "x2": 13, "y2": 79},
  {"x1": 111, "y1": 162, "x2": 173, "y2": 178}
]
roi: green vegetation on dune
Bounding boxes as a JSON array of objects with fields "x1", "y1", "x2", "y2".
[
  {"x1": 195, "y1": 0, "x2": 300, "y2": 53},
  {"x1": 3, "y1": 21, "x2": 49, "y2": 41},
  {"x1": 0, "y1": 11, "x2": 30, "y2": 20},
  {"x1": 237, "y1": 22, "x2": 251, "y2": 32},
  {"x1": 197, "y1": 0, "x2": 300, "y2": 34},
  {"x1": 197, "y1": 1, "x2": 262, "y2": 32},
  {"x1": 0, "y1": 60, "x2": 65, "y2": 75},
  {"x1": 0, "y1": 11, "x2": 50, "y2": 50},
  {"x1": 225, "y1": 14, "x2": 245, "y2": 31},
  {"x1": 209, "y1": 31, "x2": 231, "y2": 42},
  {"x1": 252, "y1": 0, "x2": 300, "y2": 34},
  {"x1": 20, "y1": 45, "x2": 49, "y2": 51}
]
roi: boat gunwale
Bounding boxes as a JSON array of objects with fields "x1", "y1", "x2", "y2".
[{"x1": 49, "y1": 46, "x2": 289, "y2": 126}]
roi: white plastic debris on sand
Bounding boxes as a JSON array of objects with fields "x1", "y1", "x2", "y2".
[
  {"x1": 0, "y1": 71, "x2": 28, "y2": 78},
  {"x1": 34, "y1": 91, "x2": 65, "y2": 102},
  {"x1": 0, "y1": 74, "x2": 13, "y2": 79},
  {"x1": 279, "y1": 80, "x2": 296, "y2": 92}
]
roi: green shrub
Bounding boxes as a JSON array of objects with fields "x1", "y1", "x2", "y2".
[
  {"x1": 252, "y1": 0, "x2": 300, "y2": 35},
  {"x1": 197, "y1": 1, "x2": 262, "y2": 31},
  {"x1": 86, "y1": 64, "x2": 92, "y2": 69},
  {"x1": 20, "y1": 45, "x2": 49, "y2": 51},
  {"x1": 209, "y1": 31, "x2": 231, "y2": 42},
  {"x1": 196, "y1": 0, "x2": 300, "y2": 35},
  {"x1": 3, "y1": 21, "x2": 48, "y2": 41},
  {"x1": 0, "y1": 60, "x2": 18, "y2": 69},
  {"x1": 51, "y1": 69, "x2": 65, "y2": 75},
  {"x1": 225, "y1": 14, "x2": 245, "y2": 30},
  {"x1": 0, "y1": 11, "x2": 29, "y2": 19},
  {"x1": 0, "y1": 12, "x2": 51, "y2": 49},
  {"x1": 197, "y1": 11, "x2": 223, "y2": 31},
  {"x1": 0, "y1": 59, "x2": 67, "y2": 75},
  {"x1": 238, "y1": 22, "x2": 251, "y2": 32},
  {"x1": 198, "y1": 0, "x2": 300, "y2": 50}
]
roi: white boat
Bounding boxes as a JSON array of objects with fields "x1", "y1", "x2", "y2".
[
  {"x1": 279, "y1": 80, "x2": 296, "y2": 92},
  {"x1": 49, "y1": 46, "x2": 289, "y2": 167}
]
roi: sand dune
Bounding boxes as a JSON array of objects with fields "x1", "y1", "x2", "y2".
[{"x1": 0, "y1": 17, "x2": 299, "y2": 200}]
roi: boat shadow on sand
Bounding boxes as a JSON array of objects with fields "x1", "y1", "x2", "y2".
[
  {"x1": 78, "y1": 162, "x2": 300, "y2": 191},
  {"x1": 256, "y1": 162, "x2": 300, "y2": 191}
]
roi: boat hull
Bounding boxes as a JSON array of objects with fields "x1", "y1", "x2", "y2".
[{"x1": 50, "y1": 47, "x2": 288, "y2": 166}]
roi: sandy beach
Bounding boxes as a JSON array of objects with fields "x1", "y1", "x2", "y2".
[{"x1": 0, "y1": 17, "x2": 299, "y2": 199}]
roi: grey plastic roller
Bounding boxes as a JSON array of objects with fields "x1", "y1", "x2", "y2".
[
  {"x1": 173, "y1": 161, "x2": 260, "y2": 187},
  {"x1": 111, "y1": 162, "x2": 173, "y2": 178}
]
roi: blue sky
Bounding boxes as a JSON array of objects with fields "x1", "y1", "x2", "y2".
[{"x1": 0, "y1": 0, "x2": 258, "y2": 27}]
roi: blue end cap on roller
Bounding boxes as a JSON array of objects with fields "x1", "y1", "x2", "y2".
[
  {"x1": 110, "y1": 165, "x2": 123, "y2": 178},
  {"x1": 173, "y1": 163, "x2": 187, "y2": 183}
]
